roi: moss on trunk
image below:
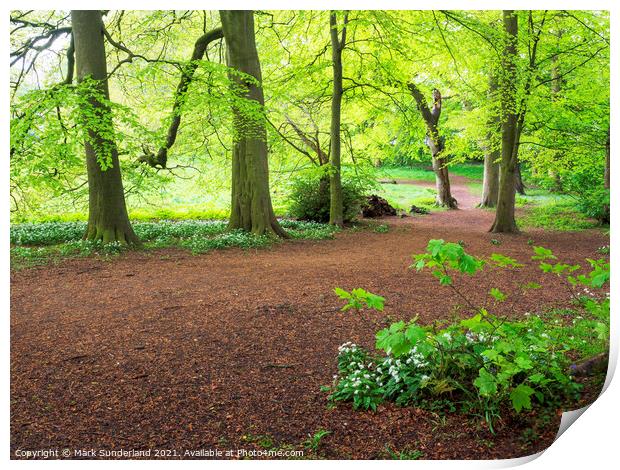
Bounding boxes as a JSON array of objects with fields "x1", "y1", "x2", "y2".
[
  {"x1": 72, "y1": 10, "x2": 139, "y2": 245},
  {"x1": 220, "y1": 10, "x2": 287, "y2": 238}
]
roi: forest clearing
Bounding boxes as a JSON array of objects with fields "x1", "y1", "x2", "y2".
[{"x1": 9, "y1": 8, "x2": 610, "y2": 462}]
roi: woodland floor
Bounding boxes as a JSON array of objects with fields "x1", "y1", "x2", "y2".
[{"x1": 10, "y1": 176, "x2": 609, "y2": 460}]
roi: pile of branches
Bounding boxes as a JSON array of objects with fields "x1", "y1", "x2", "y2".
[{"x1": 361, "y1": 195, "x2": 397, "y2": 218}]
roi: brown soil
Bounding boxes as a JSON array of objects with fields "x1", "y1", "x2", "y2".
[{"x1": 10, "y1": 178, "x2": 608, "y2": 460}]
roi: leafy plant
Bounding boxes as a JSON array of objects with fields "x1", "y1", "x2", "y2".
[
  {"x1": 286, "y1": 167, "x2": 373, "y2": 223},
  {"x1": 10, "y1": 219, "x2": 340, "y2": 268},
  {"x1": 334, "y1": 288, "x2": 385, "y2": 312},
  {"x1": 384, "y1": 446, "x2": 424, "y2": 460},
  {"x1": 303, "y1": 429, "x2": 332, "y2": 452},
  {"x1": 327, "y1": 240, "x2": 610, "y2": 431}
]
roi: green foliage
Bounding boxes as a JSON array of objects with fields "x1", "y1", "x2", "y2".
[
  {"x1": 412, "y1": 239, "x2": 485, "y2": 285},
  {"x1": 286, "y1": 167, "x2": 372, "y2": 223},
  {"x1": 10, "y1": 219, "x2": 339, "y2": 267},
  {"x1": 518, "y1": 201, "x2": 599, "y2": 231},
  {"x1": 303, "y1": 429, "x2": 331, "y2": 452},
  {"x1": 10, "y1": 10, "x2": 609, "y2": 232},
  {"x1": 383, "y1": 446, "x2": 424, "y2": 460},
  {"x1": 377, "y1": 163, "x2": 484, "y2": 183},
  {"x1": 575, "y1": 187, "x2": 610, "y2": 224},
  {"x1": 327, "y1": 242, "x2": 609, "y2": 430},
  {"x1": 334, "y1": 288, "x2": 385, "y2": 312}
]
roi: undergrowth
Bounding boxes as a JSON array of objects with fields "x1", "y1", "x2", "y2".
[
  {"x1": 518, "y1": 201, "x2": 599, "y2": 231},
  {"x1": 326, "y1": 240, "x2": 609, "y2": 432},
  {"x1": 10, "y1": 219, "x2": 340, "y2": 269}
]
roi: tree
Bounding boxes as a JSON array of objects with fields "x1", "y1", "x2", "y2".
[
  {"x1": 480, "y1": 75, "x2": 500, "y2": 207},
  {"x1": 491, "y1": 10, "x2": 547, "y2": 233},
  {"x1": 490, "y1": 10, "x2": 519, "y2": 233},
  {"x1": 408, "y1": 85, "x2": 457, "y2": 208},
  {"x1": 71, "y1": 10, "x2": 139, "y2": 244},
  {"x1": 219, "y1": 10, "x2": 287, "y2": 237},
  {"x1": 328, "y1": 11, "x2": 348, "y2": 227}
]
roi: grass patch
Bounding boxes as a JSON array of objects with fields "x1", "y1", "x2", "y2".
[
  {"x1": 377, "y1": 183, "x2": 440, "y2": 212},
  {"x1": 377, "y1": 163, "x2": 484, "y2": 182},
  {"x1": 377, "y1": 165, "x2": 436, "y2": 182},
  {"x1": 518, "y1": 200, "x2": 599, "y2": 231},
  {"x1": 449, "y1": 163, "x2": 484, "y2": 180},
  {"x1": 10, "y1": 219, "x2": 340, "y2": 269},
  {"x1": 515, "y1": 187, "x2": 573, "y2": 208}
]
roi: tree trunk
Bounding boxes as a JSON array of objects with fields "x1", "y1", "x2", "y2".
[
  {"x1": 408, "y1": 85, "x2": 457, "y2": 208},
  {"x1": 602, "y1": 126, "x2": 610, "y2": 222},
  {"x1": 604, "y1": 126, "x2": 610, "y2": 190},
  {"x1": 481, "y1": 146, "x2": 500, "y2": 207},
  {"x1": 480, "y1": 75, "x2": 500, "y2": 208},
  {"x1": 515, "y1": 162, "x2": 526, "y2": 195},
  {"x1": 548, "y1": 50, "x2": 563, "y2": 192},
  {"x1": 490, "y1": 10, "x2": 519, "y2": 233},
  {"x1": 328, "y1": 11, "x2": 347, "y2": 227},
  {"x1": 219, "y1": 11, "x2": 287, "y2": 237},
  {"x1": 432, "y1": 154, "x2": 456, "y2": 207},
  {"x1": 71, "y1": 10, "x2": 139, "y2": 245}
]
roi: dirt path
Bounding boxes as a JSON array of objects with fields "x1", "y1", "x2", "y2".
[{"x1": 10, "y1": 178, "x2": 608, "y2": 459}]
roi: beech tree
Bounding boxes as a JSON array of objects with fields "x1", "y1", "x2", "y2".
[
  {"x1": 408, "y1": 85, "x2": 457, "y2": 208},
  {"x1": 491, "y1": 10, "x2": 547, "y2": 232},
  {"x1": 490, "y1": 10, "x2": 519, "y2": 233},
  {"x1": 71, "y1": 10, "x2": 139, "y2": 244},
  {"x1": 480, "y1": 75, "x2": 500, "y2": 208},
  {"x1": 219, "y1": 10, "x2": 287, "y2": 237},
  {"x1": 328, "y1": 11, "x2": 348, "y2": 227}
]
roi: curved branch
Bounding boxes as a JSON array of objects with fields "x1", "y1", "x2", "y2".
[
  {"x1": 139, "y1": 27, "x2": 224, "y2": 168},
  {"x1": 63, "y1": 33, "x2": 75, "y2": 85}
]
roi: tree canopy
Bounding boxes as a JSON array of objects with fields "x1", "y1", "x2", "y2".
[{"x1": 10, "y1": 9, "x2": 610, "y2": 233}]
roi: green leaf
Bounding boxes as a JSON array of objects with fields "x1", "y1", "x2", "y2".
[
  {"x1": 515, "y1": 356, "x2": 533, "y2": 370},
  {"x1": 376, "y1": 321, "x2": 411, "y2": 356},
  {"x1": 528, "y1": 373, "x2": 545, "y2": 384},
  {"x1": 428, "y1": 239, "x2": 445, "y2": 257},
  {"x1": 490, "y1": 253, "x2": 523, "y2": 268},
  {"x1": 481, "y1": 349, "x2": 500, "y2": 362},
  {"x1": 522, "y1": 282, "x2": 541, "y2": 290},
  {"x1": 474, "y1": 368, "x2": 497, "y2": 396},
  {"x1": 510, "y1": 384, "x2": 535, "y2": 413},
  {"x1": 489, "y1": 288, "x2": 507, "y2": 302},
  {"x1": 405, "y1": 324, "x2": 426, "y2": 344},
  {"x1": 532, "y1": 246, "x2": 557, "y2": 261},
  {"x1": 333, "y1": 287, "x2": 351, "y2": 300}
]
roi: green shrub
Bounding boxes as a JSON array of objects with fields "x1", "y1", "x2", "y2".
[
  {"x1": 561, "y1": 167, "x2": 609, "y2": 224},
  {"x1": 575, "y1": 186, "x2": 610, "y2": 224},
  {"x1": 327, "y1": 240, "x2": 609, "y2": 431},
  {"x1": 286, "y1": 167, "x2": 371, "y2": 223}
]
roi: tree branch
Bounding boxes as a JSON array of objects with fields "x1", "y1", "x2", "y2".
[{"x1": 139, "y1": 27, "x2": 224, "y2": 168}]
